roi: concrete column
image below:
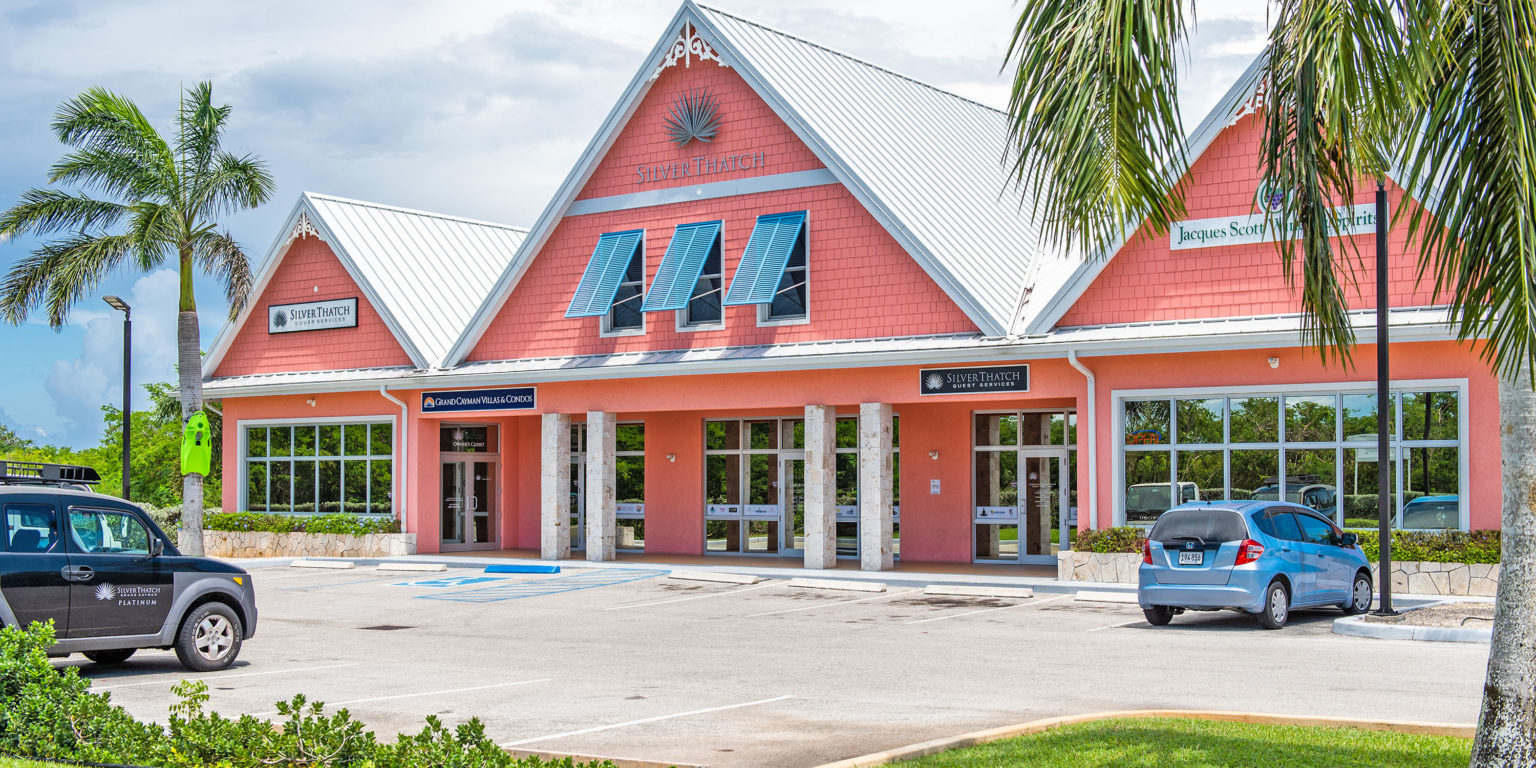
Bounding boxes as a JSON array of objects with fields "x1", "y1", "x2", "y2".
[
  {"x1": 586, "y1": 411, "x2": 617, "y2": 561},
  {"x1": 540, "y1": 413, "x2": 571, "y2": 560},
  {"x1": 803, "y1": 405, "x2": 837, "y2": 569},
  {"x1": 859, "y1": 403, "x2": 894, "y2": 571}
]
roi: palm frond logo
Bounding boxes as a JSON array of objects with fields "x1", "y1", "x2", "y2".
[
  {"x1": 663, "y1": 89, "x2": 720, "y2": 148},
  {"x1": 924, "y1": 373, "x2": 946, "y2": 391},
  {"x1": 95, "y1": 583, "x2": 117, "y2": 601},
  {"x1": 272, "y1": 310, "x2": 288, "y2": 328}
]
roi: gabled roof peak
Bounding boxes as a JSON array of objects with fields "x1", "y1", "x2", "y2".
[{"x1": 301, "y1": 191, "x2": 528, "y2": 233}]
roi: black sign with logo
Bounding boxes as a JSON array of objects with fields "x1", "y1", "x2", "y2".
[
  {"x1": 919, "y1": 365, "x2": 1030, "y2": 396},
  {"x1": 421, "y1": 387, "x2": 536, "y2": 413}
]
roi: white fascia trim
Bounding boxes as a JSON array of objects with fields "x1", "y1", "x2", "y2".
[
  {"x1": 443, "y1": 4, "x2": 699, "y2": 367},
  {"x1": 567, "y1": 169, "x2": 837, "y2": 216}
]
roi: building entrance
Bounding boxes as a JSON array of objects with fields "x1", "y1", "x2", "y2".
[{"x1": 440, "y1": 424, "x2": 498, "y2": 551}]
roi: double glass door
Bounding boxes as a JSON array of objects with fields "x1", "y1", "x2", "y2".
[
  {"x1": 975, "y1": 450, "x2": 1071, "y2": 564},
  {"x1": 441, "y1": 459, "x2": 496, "y2": 550}
]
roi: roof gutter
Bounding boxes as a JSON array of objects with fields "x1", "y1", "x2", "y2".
[
  {"x1": 1066, "y1": 351, "x2": 1098, "y2": 531},
  {"x1": 378, "y1": 386, "x2": 409, "y2": 533}
]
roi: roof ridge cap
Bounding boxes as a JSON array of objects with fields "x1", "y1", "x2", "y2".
[
  {"x1": 303, "y1": 191, "x2": 530, "y2": 233},
  {"x1": 694, "y1": 3, "x2": 1009, "y2": 117}
]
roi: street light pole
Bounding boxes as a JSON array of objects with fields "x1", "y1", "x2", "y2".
[
  {"x1": 103, "y1": 296, "x2": 131, "y2": 501},
  {"x1": 1374, "y1": 181, "x2": 1394, "y2": 615}
]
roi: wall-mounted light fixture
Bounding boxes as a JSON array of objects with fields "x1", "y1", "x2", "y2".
[
  {"x1": 928, "y1": 450, "x2": 940, "y2": 461},
  {"x1": 1267, "y1": 357, "x2": 1280, "y2": 369},
  {"x1": 666, "y1": 454, "x2": 677, "y2": 463},
  {"x1": 306, "y1": 398, "x2": 317, "y2": 407}
]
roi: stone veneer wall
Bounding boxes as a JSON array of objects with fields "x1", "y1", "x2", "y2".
[
  {"x1": 1058, "y1": 551, "x2": 1501, "y2": 596},
  {"x1": 204, "y1": 531, "x2": 416, "y2": 559}
]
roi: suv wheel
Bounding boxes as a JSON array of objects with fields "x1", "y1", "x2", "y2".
[
  {"x1": 1143, "y1": 606, "x2": 1175, "y2": 626},
  {"x1": 83, "y1": 649, "x2": 136, "y2": 665},
  {"x1": 175, "y1": 602, "x2": 243, "y2": 672},
  {"x1": 1256, "y1": 580, "x2": 1289, "y2": 630},
  {"x1": 1342, "y1": 572, "x2": 1373, "y2": 615}
]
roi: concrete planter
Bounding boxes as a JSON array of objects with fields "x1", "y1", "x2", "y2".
[
  {"x1": 1057, "y1": 551, "x2": 1141, "y2": 583},
  {"x1": 203, "y1": 530, "x2": 416, "y2": 559},
  {"x1": 1373, "y1": 561, "x2": 1499, "y2": 597}
]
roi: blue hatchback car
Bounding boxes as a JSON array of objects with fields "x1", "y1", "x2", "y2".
[{"x1": 1138, "y1": 501, "x2": 1374, "y2": 629}]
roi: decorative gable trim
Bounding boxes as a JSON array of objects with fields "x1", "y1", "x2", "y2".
[
  {"x1": 651, "y1": 20, "x2": 730, "y2": 81},
  {"x1": 285, "y1": 211, "x2": 324, "y2": 246}
]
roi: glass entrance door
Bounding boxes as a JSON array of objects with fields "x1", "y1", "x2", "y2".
[
  {"x1": 1018, "y1": 451, "x2": 1067, "y2": 564},
  {"x1": 569, "y1": 456, "x2": 585, "y2": 551},
  {"x1": 440, "y1": 459, "x2": 496, "y2": 550},
  {"x1": 780, "y1": 455, "x2": 805, "y2": 554},
  {"x1": 974, "y1": 449, "x2": 1068, "y2": 565}
]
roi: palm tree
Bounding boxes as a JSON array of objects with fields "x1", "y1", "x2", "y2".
[
  {"x1": 0, "y1": 83, "x2": 273, "y2": 557},
  {"x1": 1004, "y1": 2, "x2": 1533, "y2": 765}
]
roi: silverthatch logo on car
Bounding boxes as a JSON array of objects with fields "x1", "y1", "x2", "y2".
[{"x1": 95, "y1": 582, "x2": 162, "y2": 607}]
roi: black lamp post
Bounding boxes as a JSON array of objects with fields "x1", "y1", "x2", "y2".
[
  {"x1": 1374, "y1": 181, "x2": 1395, "y2": 615},
  {"x1": 103, "y1": 295, "x2": 131, "y2": 500}
]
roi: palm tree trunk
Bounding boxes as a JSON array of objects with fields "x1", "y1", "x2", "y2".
[
  {"x1": 1472, "y1": 369, "x2": 1536, "y2": 766},
  {"x1": 177, "y1": 244, "x2": 205, "y2": 557}
]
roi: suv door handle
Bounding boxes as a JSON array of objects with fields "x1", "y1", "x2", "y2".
[{"x1": 61, "y1": 565, "x2": 94, "y2": 583}]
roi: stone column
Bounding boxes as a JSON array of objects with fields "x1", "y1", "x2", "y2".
[
  {"x1": 803, "y1": 405, "x2": 837, "y2": 569},
  {"x1": 859, "y1": 403, "x2": 894, "y2": 571},
  {"x1": 540, "y1": 413, "x2": 571, "y2": 560},
  {"x1": 586, "y1": 411, "x2": 617, "y2": 561}
]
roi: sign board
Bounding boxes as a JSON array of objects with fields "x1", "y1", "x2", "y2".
[
  {"x1": 422, "y1": 387, "x2": 536, "y2": 414},
  {"x1": 268, "y1": 298, "x2": 357, "y2": 334},
  {"x1": 920, "y1": 365, "x2": 1029, "y2": 396},
  {"x1": 705, "y1": 504, "x2": 741, "y2": 520},
  {"x1": 743, "y1": 504, "x2": 780, "y2": 519},
  {"x1": 973, "y1": 506, "x2": 1019, "y2": 524},
  {"x1": 1170, "y1": 204, "x2": 1383, "y2": 251},
  {"x1": 929, "y1": 479, "x2": 941, "y2": 495},
  {"x1": 835, "y1": 505, "x2": 858, "y2": 521},
  {"x1": 893, "y1": 505, "x2": 900, "y2": 523},
  {"x1": 616, "y1": 503, "x2": 645, "y2": 519}
]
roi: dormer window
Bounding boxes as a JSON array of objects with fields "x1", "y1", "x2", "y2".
[
  {"x1": 724, "y1": 211, "x2": 808, "y2": 324},
  {"x1": 640, "y1": 220, "x2": 724, "y2": 331},
  {"x1": 564, "y1": 229, "x2": 646, "y2": 335},
  {"x1": 606, "y1": 243, "x2": 645, "y2": 333}
]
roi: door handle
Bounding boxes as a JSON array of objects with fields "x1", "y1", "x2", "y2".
[{"x1": 61, "y1": 565, "x2": 93, "y2": 583}]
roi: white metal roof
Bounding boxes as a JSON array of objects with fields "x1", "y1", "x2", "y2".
[
  {"x1": 445, "y1": 1, "x2": 1069, "y2": 362},
  {"x1": 202, "y1": 193, "x2": 527, "y2": 376}
]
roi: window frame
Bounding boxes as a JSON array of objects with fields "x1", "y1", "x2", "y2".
[
  {"x1": 238, "y1": 415, "x2": 398, "y2": 518},
  {"x1": 600, "y1": 238, "x2": 646, "y2": 337},
  {"x1": 676, "y1": 228, "x2": 725, "y2": 332},
  {"x1": 755, "y1": 218, "x2": 810, "y2": 327}
]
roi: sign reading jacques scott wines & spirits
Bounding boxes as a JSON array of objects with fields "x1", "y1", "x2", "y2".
[
  {"x1": 421, "y1": 387, "x2": 537, "y2": 414},
  {"x1": 920, "y1": 365, "x2": 1030, "y2": 396},
  {"x1": 268, "y1": 298, "x2": 357, "y2": 334},
  {"x1": 1170, "y1": 186, "x2": 1387, "y2": 251}
]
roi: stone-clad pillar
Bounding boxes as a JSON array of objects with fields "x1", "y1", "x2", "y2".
[
  {"x1": 860, "y1": 402, "x2": 894, "y2": 571},
  {"x1": 803, "y1": 405, "x2": 837, "y2": 569},
  {"x1": 586, "y1": 411, "x2": 617, "y2": 561},
  {"x1": 540, "y1": 413, "x2": 571, "y2": 560}
]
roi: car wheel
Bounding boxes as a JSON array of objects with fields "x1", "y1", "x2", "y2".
[
  {"x1": 1256, "y1": 581, "x2": 1289, "y2": 630},
  {"x1": 1342, "y1": 572, "x2": 1373, "y2": 615},
  {"x1": 1143, "y1": 606, "x2": 1175, "y2": 626},
  {"x1": 82, "y1": 648, "x2": 136, "y2": 665},
  {"x1": 174, "y1": 602, "x2": 242, "y2": 672}
]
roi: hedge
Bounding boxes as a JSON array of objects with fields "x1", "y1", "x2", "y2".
[
  {"x1": 205, "y1": 512, "x2": 402, "y2": 536},
  {"x1": 1075, "y1": 526, "x2": 1147, "y2": 554},
  {"x1": 1354, "y1": 529, "x2": 1500, "y2": 564}
]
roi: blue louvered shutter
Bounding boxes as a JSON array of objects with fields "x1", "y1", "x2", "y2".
[
  {"x1": 641, "y1": 221, "x2": 723, "y2": 312},
  {"x1": 724, "y1": 211, "x2": 807, "y2": 305},
  {"x1": 565, "y1": 230, "x2": 644, "y2": 318}
]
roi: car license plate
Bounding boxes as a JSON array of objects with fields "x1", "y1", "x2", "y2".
[{"x1": 1178, "y1": 551, "x2": 1204, "y2": 565}]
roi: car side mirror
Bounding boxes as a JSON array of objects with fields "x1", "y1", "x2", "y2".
[
  {"x1": 1339, "y1": 532, "x2": 1358, "y2": 547},
  {"x1": 149, "y1": 538, "x2": 164, "y2": 558}
]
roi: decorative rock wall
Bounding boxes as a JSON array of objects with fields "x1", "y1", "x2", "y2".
[
  {"x1": 1057, "y1": 551, "x2": 1141, "y2": 583},
  {"x1": 203, "y1": 531, "x2": 416, "y2": 559},
  {"x1": 1057, "y1": 551, "x2": 1501, "y2": 596}
]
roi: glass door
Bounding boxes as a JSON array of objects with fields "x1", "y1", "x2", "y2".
[
  {"x1": 440, "y1": 459, "x2": 497, "y2": 551},
  {"x1": 569, "y1": 456, "x2": 585, "y2": 552},
  {"x1": 441, "y1": 462, "x2": 466, "y2": 545},
  {"x1": 1018, "y1": 450, "x2": 1067, "y2": 564},
  {"x1": 780, "y1": 455, "x2": 805, "y2": 554}
]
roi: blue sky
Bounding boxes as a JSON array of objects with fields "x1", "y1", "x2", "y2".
[{"x1": 0, "y1": 0, "x2": 1268, "y2": 448}]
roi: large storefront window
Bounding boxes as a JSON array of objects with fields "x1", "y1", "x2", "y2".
[
  {"x1": 569, "y1": 422, "x2": 646, "y2": 551},
  {"x1": 1118, "y1": 387, "x2": 1464, "y2": 529},
  {"x1": 973, "y1": 410, "x2": 1076, "y2": 563},
  {"x1": 245, "y1": 422, "x2": 393, "y2": 515}
]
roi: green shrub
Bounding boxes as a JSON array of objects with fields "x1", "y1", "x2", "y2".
[
  {"x1": 1353, "y1": 529, "x2": 1500, "y2": 564},
  {"x1": 1075, "y1": 526, "x2": 1147, "y2": 554},
  {"x1": 205, "y1": 512, "x2": 401, "y2": 535}
]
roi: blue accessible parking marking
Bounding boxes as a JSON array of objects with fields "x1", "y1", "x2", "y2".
[
  {"x1": 419, "y1": 569, "x2": 666, "y2": 603},
  {"x1": 391, "y1": 575, "x2": 508, "y2": 588}
]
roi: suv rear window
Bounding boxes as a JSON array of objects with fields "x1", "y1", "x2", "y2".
[
  {"x1": 1149, "y1": 508, "x2": 1249, "y2": 544},
  {"x1": 5, "y1": 504, "x2": 59, "y2": 553}
]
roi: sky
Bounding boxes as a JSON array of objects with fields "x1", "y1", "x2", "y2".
[{"x1": 0, "y1": 0, "x2": 1271, "y2": 449}]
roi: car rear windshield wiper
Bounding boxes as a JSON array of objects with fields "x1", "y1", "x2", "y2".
[{"x1": 1164, "y1": 535, "x2": 1208, "y2": 546}]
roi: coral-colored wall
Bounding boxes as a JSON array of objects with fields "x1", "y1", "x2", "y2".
[
  {"x1": 469, "y1": 184, "x2": 976, "y2": 361},
  {"x1": 576, "y1": 60, "x2": 822, "y2": 201},
  {"x1": 896, "y1": 400, "x2": 988, "y2": 563},
  {"x1": 1059, "y1": 115, "x2": 1443, "y2": 327},
  {"x1": 641, "y1": 412, "x2": 706, "y2": 555},
  {"x1": 1082, "y1": 341, "x2": 1500, "y2": 531},
  {"x1": 213, "y1": 236, "x2": 414, "y2": 377}
]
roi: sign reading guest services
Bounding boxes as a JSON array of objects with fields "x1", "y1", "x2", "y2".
[
  {"x1": 420, "y1": 387, "x2": 537, "y2": 414},
  {"x1": 268, "y1": 298, "x2": 357, "y2": 334},
  {"x1": 920, "y1": 365, "x2": 1030, "y2": 395}
]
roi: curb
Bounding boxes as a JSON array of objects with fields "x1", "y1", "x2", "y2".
[
  {"x1": 810, "y1": 710, "x2": 1476, "y2": 767},
  {"x1": 788, "y1": 577, "x2": 886, "y2": 593},
  {"x1": 1332, "y1": 600, "x2": 1493, "y2": 643},
  {"x1": 670, "y1": 570, "x2": 762, "y2": 585},
  {"x1": 922, "y1": 584, "x2": 1033, "y2": 599}
]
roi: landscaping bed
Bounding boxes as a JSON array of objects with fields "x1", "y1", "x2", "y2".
[
  {"x1": 1363, "y1": 603, "x2": 1495, "y2": 629},
  {"x1": 894, "y1": 717, "x2": 1470, "y2": 768}
]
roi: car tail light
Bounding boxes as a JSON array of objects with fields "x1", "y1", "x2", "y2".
[
  {"x1": 1142, "y1": 539, "x2": 1153, "y2": 564},
  {"x1": 1234, "y1": 539, "x2": 1265, "y2": 565}
]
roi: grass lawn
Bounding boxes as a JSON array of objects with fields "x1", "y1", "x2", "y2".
[
  {"x1": 0, "y1": 758, "x2": 65, "y2": 768},
  {"x1": 895, "y1": 717, "x2": 1471, "y2": 768}
]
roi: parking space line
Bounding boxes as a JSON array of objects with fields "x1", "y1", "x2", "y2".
[
  {"x1": 253, "y1": 679, "x2": 549, "y2": 716},
  {"x1": 745, "y1": 588, "x2": 920, "y2": 618},
  {"x1": 1086, "y1": 619, "x2": 1146, "y2": 632},
  {"x1": 499, "y1": 694, "x2": 795, "y2": 747},
  {"x1": 604, "y1": 581, "x2": 782, "y2": 611},
  {"x1": 94, "y1": 663, "x2": 358, "y2": 690},
  {"x1": 904, "y1": 600, "x2": 1031, "y2": 625}
]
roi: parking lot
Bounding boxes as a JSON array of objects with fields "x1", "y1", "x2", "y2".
[{"x1": 67, "y1": 562, "x2": 1490, "y2": 768}]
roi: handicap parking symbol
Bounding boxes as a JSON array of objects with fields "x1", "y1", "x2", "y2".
[{"x1": 390, "y1": 575, "x2": 507, "y2": 588}]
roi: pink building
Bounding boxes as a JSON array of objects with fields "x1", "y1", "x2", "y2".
[{"x1": 203, "y1": 3, "x2": 1496, "y2": 570}]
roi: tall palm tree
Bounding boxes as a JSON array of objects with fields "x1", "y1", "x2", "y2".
[
  {"x1": 0, "y1": 83, "x2": 273, "y2": 557},
  {"x1": 1004, "y1": 2, "x2": 1533, "y2": 765}
]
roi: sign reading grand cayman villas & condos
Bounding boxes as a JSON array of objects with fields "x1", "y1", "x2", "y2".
[
  {"x1": 421, "y1": 387, "x2": 537, "y2": 414},
  {"x1": 268, "y1": 298, "x2": 357, "y2": 334}
]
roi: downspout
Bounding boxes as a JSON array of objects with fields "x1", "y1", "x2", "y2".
[
  {"x1": 379, "y1": 386, "x2": 409, "y2": 533},
  {"x1": 1066, "y1": 351, "x2": 1098, "y2": 531}
]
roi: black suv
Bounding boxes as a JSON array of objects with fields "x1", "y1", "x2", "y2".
[{"x1": 0, "y1": 461, "x2": 257, "y2": 671}]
